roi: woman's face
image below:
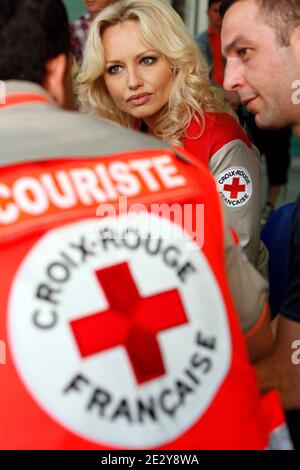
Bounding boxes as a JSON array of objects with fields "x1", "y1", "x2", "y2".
[{"x1": 102, "y1": 20, "x2": 174, "y2": 131}]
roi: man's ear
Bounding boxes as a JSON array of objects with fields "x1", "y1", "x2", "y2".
[
  {"x1": 290, "y1": 24, "x2": 300, "y2": 66},
  {"x1": 43, "y1": 54, "x2": 67, "y2": 107}
]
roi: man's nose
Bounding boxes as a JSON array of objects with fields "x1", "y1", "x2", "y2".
[{"x1": 223, "y1": 60, "x2": 244, "y2": 92}]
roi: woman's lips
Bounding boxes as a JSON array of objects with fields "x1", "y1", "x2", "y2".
[{"x1": 127, "y1": 93, "x2": 152, "y2": 106}]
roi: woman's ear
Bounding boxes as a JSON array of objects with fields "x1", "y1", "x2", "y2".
[
  {"x1": 171, "y1": 66, "x2": 178, "y2": 81},
  {"x1": 43, "y1": 54, "x2": 68, "y2": 107}
]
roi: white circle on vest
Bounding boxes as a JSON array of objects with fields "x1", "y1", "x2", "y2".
[
  {"x1": 217, "y1": 166, "x2": 253, "y2": 208},
  {"x1": 8, "y1": 213, "x2": 231, "y2": 448}
]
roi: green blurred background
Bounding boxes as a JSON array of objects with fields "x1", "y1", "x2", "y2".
[{"x1": 63, "y1": 0, "x2": 85, "y2": 22}]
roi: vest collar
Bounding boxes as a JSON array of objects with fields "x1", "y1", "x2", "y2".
[{"x1": 0, "y1": 81, "x2": 54, "y2": 109}]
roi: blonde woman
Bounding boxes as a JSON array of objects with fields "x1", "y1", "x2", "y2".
[{"x1": 78, "y1": 0, "x2": 265, "y2": 270}]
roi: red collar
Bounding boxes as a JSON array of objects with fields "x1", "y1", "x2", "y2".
[{"x1": 0, "y1": 93, "x2": 50, "y2": 109}]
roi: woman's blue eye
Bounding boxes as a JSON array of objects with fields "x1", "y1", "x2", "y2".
[
  {"x1": 108, "y1": 65, "x2": 123, "y2": 74},
  {"x1": 141, "y1": 56, "x2": 156, "y2": 65}
]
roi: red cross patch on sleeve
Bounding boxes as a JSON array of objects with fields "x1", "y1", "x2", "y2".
[{"x1": 216, "y1": 167, "x2": 253, "y2": 208}]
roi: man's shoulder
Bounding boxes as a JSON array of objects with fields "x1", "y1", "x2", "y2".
[
  {"x1": 291, "y1": 196, "x2": 300, "y2": 241},
  {"x1": 195, "y1": 30, "x2": 208, "y2": 40},
  {"x1": 280, "y1": 197, "x2": 300, "y2": 322},
  {"x1": 61, "y1": 111, "x2": 166, "y2": 149},
  {"x1": 195, "y1": 31, "x2": 211, "y2": 64},
  {"x1": 0, "y1": 102, "x2": 170, "y2": 164},
  {"x1": 294, "y1": 195, "x2": 300, "y2": 216},
  {"x1": 195, "y1": 30, "x2": 209, "y2": 46}
]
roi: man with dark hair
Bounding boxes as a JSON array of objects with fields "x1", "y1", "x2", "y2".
[
  {"x1": 220, "y1": 0, "x2": 293, "y2": 223},
  {"x1": 221, "y1": 0, "x2": 300, "y2": 447},
  {"x1": 221, "y1": 0, "x2": 300, "y2": 131},
  {"x1": 0, "y1": 0, "x2": 290, "y2": 450},
  {"x1": 0, "y1": 0, "x2": 70, "y2": 88},
  {"x1": 196, "y1": 2, "x2": 290, "y2": 223}
]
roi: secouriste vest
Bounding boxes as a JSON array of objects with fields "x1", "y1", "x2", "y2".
[{"x1": 0, "y1": 90, "x2": 289, "y2": 450}]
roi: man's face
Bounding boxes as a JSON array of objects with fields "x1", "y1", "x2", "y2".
[
  {"x1": 221, "y1": 0, "x2": 300, "y2": 133},
  {"x1": 84, "y1": 0, "x2": 112, "y2": 14},
  {"x1": 208, "y1": 1, "x2": 222, "y2": 31}
]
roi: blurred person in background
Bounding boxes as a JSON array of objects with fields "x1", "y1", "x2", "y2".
[
  {"x1": 70, "y1": 0, "x2": 114, "y2": 68},
  {"x1": 196, "y1": 0, "x2": 224, "y2": 87},
  {"x1": 195, "y1": 0, "x2": 240, "y2": 110}
]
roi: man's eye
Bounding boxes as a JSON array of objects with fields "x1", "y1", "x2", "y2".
[
  {"x1": 237, "y1": 48, "x2": 249, "y2": 58},
  {"x1": 141, "y1": 56, "x2": 157, "y2": 65},
  {"x1": 107, "y1": 65, "x2": 123, "y2": 74}
]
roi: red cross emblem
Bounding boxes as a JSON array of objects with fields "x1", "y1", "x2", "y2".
[
  {"x1": 70, "y1": 262, "x2": 188, "y2": 385},
  {"x1": 223, "y1": 177, "x2": 246, "y2": 199}
]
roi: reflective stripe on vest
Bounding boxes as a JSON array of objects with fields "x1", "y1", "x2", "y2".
[{"x1": 0, "y1": 93, "x2": 50, "y2": 109}]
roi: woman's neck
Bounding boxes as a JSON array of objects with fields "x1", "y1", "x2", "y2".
[{"x1": 142, "y1": 114, "x2": 160, "y2": 136}]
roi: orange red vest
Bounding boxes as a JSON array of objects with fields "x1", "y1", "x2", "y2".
[{"x1": 0, "y1": 94, "x2": 287, "y2": 450}]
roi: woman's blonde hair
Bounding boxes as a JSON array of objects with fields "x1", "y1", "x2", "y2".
[{"x1": 78, "y1": 0, "x2": 233, "y2": 146}]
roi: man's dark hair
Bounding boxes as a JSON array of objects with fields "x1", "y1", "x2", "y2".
[
  {"x1": 220, "y1": 0, "x2": 300, "y2": 46},
  {"x1": 219, "y1": 0, "x2": 238, "y2": 17},
  {"x1": 208, "y1": 0, "x2": 222, "y2": 8},
  {"x1": 0, "y1": 0, "x2": 70, "y2": 84}
]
